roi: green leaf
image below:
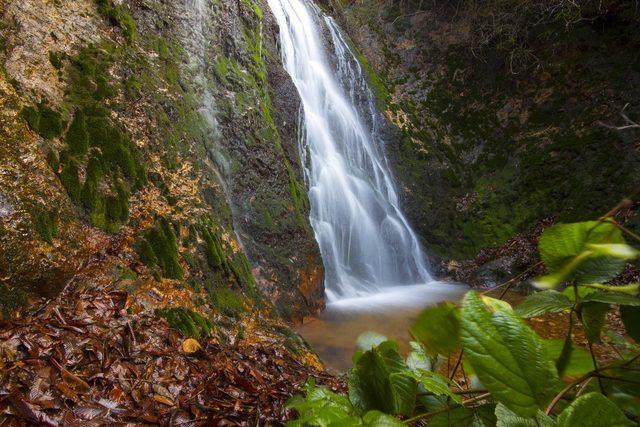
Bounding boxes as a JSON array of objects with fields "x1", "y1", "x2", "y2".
[
  {"x1": 495, "y1": 403, "x2": 555, "y2": 427},
  {"x1": 515, "y1": 291, "x2": 572, "y2": 318},
  {"x1": 410, "y1": 302, "x2": 461, "y2": 355},
  {"x1": 406, "y1": 341, "x2": 432, "y2": 371},
  {"x1": 537, "y1": 221, "x2": 627, "y2": 286},
  {"x1": 563, "y1": 285, "x2": 597, "y2": 302},
  {"x1": 557, "y1": 392, "x2": 632, "y2": 426},
  {"x1": 460, "y1": 292, "x2": 561, "y2": 417},
  {"x1": 357, "y1": 331, "x2": 388, "y2": 351},
  {"x1": 286, "y1": 379, "x2": 361, "y2": 426},
  {"x1": 428, "y1": 405, "x2": 497, "y2": 427},
  {"x1": 361, "y1": 411, "x2": 403, "y2": 426},
  {"x1": 348, "y1": 341, "x2": 417, "y2": 416},
  {"x1": 403, "y1": 369, "x2": 461, "y2": 403},
  {"x1": 621, "y1": 306, "x2": 640, "y2": 342},
  {"x1": 585, "y1": 243, "x2": 639, "y2": 260},
  {"x1": 581, "y1": 302, "x2": 609, "y2": 343},
  {"x1": 583, "y1": 292, "x2": 640, "y2": 306},
  {"x1": 542, "y1": 339, "x2": 595, "y2": 377},
  {"x1": 609, "y1": 393, "x2": 640, "y2": 419}
]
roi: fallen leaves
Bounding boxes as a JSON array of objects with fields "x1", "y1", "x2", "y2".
[
  {"x1": 0, "y1": 282, "x2": 344, "y2": 425},
  {"x1": 182, "y1": 338, "x2": 202, "y2": 354}
]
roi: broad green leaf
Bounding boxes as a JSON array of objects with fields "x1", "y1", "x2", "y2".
[
  {"x1": 460, "y1": 292, "x2": 561, "y2": 417},
  {"x1": 514, "y1": 291, "x2": 572, "y2": 318},
  {"x1": 406, "y1": 341, "x2": 432, "y2": 371},
  {"x1": 428, "y1": 405, "x2": 497, "y2": 427},
  {"x1": 601, "y1": 367, "x2": 640, "y2": 398},
  {"x1": 621, "y1": 306, "x2": 640, "y2": 342},
  {"x1": 403, "y1": 369, "x2": 461, "y2": 403},
  {"x1": 286, "y1": 379, "x2": 362, "y2": 426},
  {"x1": 609, "y1": 393, "x2": 640, "y2": 418},
  {"x1": 603, "y1": 328, "x2": 640, "y2": 359},
  {"x1": 562, "y1": 285, "x2": 597, "y2": 302},
  {"x1": 583, "y1": 292, "x2": 640, "y2": 306},
  {"x1": 410, "y1": 302, "x2": 461, "y2": 355},
  {"x1": 537, "y1": 221, "x2": 627, "y2": 286},
  {"x1": 361, "y1": 411, "x2": 403, "y2": 426},
  {"x1": 557, "y1": 392, "x2": 632, "y2": 426},
  {"x1": 495, "y1": 403, "x2": 555, "y2": 427},
  {"x1": 581, "y1": 302, "x2": 609, "y2": 343},
  {"x1": 585, "y1": 243, "x2": 639, "y2": 260},
  {"x1": 542, "y1": 339, "x2": 595, "y2": 377},
  {"x1": 357, "y1": 331, "x2": 388, "y2": 351},
  {"x1": 348, "y1": 341, "x2": 417, "y2": 416}
]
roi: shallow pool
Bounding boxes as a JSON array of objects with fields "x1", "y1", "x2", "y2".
[{"x1": 295, "y1": 282, "x2": 468, "y2": 372}]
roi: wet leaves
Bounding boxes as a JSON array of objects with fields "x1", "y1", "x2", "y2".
[{"x1": 0, "y1": 284, "x2": 343, "y2": 425}]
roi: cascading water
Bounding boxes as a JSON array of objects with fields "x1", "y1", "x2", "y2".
[{"x1": 267, "y1": 0, "x2": 433, "y2": 302}]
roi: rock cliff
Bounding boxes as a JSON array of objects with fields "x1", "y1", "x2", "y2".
[{"x1": 0, "y1": 0, "x2": 323, "y2": 322}]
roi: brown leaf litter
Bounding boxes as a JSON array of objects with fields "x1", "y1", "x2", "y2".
[{"x1": 0, "y1": 282, "x2": 344, "y2": 425}]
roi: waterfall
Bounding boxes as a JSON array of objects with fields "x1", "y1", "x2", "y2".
[{"x1": 267, "y1": 0, "x2": 432, "y2": 301}]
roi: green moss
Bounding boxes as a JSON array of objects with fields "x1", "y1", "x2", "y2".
[
  {"x1": 48, "y1": 51, "x2": 65, "y2": 69},
  {"x1": 59, "y1": 156, "x2": 81, "y2": 202},
  {"x1": 0, "y1": 284, "x2": 27, "y2": 320},
  {"x1": 229, "y1": 253, "x2": 260, "y2": 302},
  {"x1": 55, "y1": 45, "x2": 147, "y2": 232},
  {"x1": 66, "y1": 109, "x2": 89, "y2": 155},
  {"x1": 135, "y1": 217, "x2": 184, "y2": 279},
  {"x1": 202, "y1": 225, "x2": 227, "y2": 271},
  {"x1": 208, "y1": 287, "x2": 244, "y2": 318},
  {"x1": 155, "y1": 307, "x2": 212, "y2": 339},
  {"x1": 95, "y1": 0, "x2": 136, "y2": 44},
  {"x1": 31, "y1": 206, "x2": 59, "y2": 244},
  {"x1": 20, "y1": 103, "x2": 64, "y2": 140}
]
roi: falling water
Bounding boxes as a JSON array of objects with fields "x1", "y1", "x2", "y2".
[{"x1": 267, "y1": 0, "x2": 432, "y2": 301}]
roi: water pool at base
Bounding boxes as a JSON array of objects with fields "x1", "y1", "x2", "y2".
[{"x1": 295, "y1": 282, "x2": 468, "y2": 372}]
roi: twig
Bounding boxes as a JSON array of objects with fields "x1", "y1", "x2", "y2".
[
  {"x1": 545, "y1": 372, "x2": 594, "y2": 415},
  {"x1": 404, "y1": 393, "x2": 491, "y2": 425},
  {"x1": 449, "y1": 351, "x2": 464, "y2": 381},
  {"x1": 598, "y1": 103, "x2": 640, "y2": 131},
  {"x1": 480, "y1": 261, "x2": 543, "y2": 297}
]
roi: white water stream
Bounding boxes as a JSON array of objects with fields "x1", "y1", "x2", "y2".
[{"x1": 267, "y1": 0, "x2": 434, "y2": 302}]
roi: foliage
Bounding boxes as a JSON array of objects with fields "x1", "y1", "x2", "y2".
[{"x1": 287, "y1": 218, "x2": 640, "y2": 425}]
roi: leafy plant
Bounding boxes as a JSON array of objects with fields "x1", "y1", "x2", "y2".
[{"x1": 287, "y1": 217, "x2": 640, "y2": 425}]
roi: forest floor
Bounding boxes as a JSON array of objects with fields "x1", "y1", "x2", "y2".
[{"x1": 0, "y1": 279, "x2": 344, "y2": 426}]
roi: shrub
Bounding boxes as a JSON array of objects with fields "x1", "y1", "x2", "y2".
[{"x1": 287, "y1": 216, "x2": 640, "y2": 425}]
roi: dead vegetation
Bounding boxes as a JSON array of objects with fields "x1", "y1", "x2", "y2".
[{"x1": 0, "y1": 281, "x2": 344, "y2": 425}]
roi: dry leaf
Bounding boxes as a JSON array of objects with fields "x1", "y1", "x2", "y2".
[
  {"x1": 182, "y1": 338, "x2": 202, "y2": 354},
  {"x1": 153, "y1": 394, "x2": 174, "y2": 406}
]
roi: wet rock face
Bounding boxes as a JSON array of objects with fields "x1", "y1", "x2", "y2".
[
  {"x1": 327, "y1": 0, "x2": 640, "y2": 262},
  {"x1": 0, "y1": 0, "x2": 323, "y2": 321}
]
